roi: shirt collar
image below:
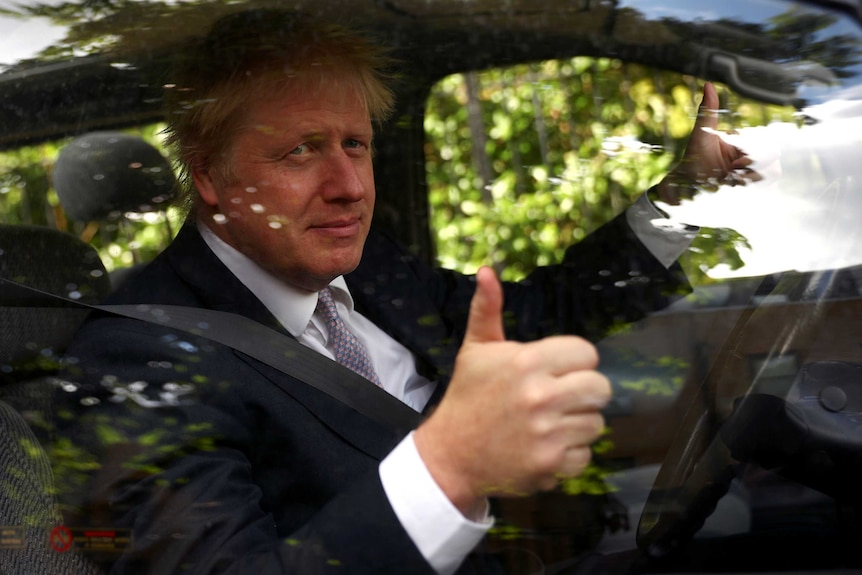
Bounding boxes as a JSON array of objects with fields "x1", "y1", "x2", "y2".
[{"x1": 197, "y1": 222, "x2": 355, "y2": 337}]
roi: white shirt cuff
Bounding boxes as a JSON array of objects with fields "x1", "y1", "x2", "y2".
[
  {"x1": 626, "y1": 192, "x2": 698, "y2": 268},
  {"x1": 379, "y1": 432, "x2": 493, "y2": 575}
]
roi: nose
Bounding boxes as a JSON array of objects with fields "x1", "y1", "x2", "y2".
[{"x1": 323, "y1": 150, "x2": 370, "y2": 203}]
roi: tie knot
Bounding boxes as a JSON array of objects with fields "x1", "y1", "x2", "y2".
[
  {"x1": 317, "y1": 286, "x2": 338, "y2": 318},
  {"x1": 314, "y1": 286, "x2": 382, "y2": 387},
  {"x1": 316, "y1": 286, "x2": 340, "y2": 325}
]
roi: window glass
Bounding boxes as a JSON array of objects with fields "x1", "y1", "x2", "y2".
[
  {"x1": 423, "y1": 3, "x2": 862, "y2": 568},
  {"x1": 425, "y1": 60, "x2": 795, "y2": 283},
  {"x1": 0, "y1": 125, "x2": 179, "y2": 276},
  {"x1": 1, "y1": 0, "x2": 862, "y2": 573}
]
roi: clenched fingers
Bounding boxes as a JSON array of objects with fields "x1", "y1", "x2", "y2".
[
  {"x1": 515, "y1": 335, "x2": 600, "y2": 376},
  {"x1": 515, "y1": 367, "x2": 611, "y2": 417}
]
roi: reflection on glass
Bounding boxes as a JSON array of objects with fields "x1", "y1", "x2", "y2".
[{"x1": 0, "y1": 0, "x2": 861, "y2": 573}]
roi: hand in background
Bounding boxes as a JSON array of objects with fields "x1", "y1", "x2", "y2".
[{"x1": 655, "y1": 82, "x2": 759, "y2": 206}]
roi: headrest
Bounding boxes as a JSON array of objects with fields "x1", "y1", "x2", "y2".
[
  {"x1": 52, "y1": 131, "x2": 176, "y2": 222},
  {"x1": 0, "y1": 224, "x2": 111, "y2": 376}
]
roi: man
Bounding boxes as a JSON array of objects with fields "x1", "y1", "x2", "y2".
[{"x1": 54, "y1": 10, "x2": 749, "y2": 575}]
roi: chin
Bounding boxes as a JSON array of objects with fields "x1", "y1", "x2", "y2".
[{"x1": 311, "y1": 262, "x2": 358, "y2": 285}]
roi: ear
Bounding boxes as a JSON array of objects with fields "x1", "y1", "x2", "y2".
[{"x1": 190, "y1": 156, "x2": 220, "y2": 207}]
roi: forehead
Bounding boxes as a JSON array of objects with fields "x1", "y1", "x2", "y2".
[{"x1": 238, "y1": 68, "x2": 371, "y2": 128}]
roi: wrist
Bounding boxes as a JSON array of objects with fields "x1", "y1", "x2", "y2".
[
  {"x1": 413, "y1": 423, "x2": 486, "y2": 517},
  {"x1": 654, "y1": 170, "x2": 696, "y2": 208}
]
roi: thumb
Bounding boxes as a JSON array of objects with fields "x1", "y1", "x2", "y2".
[
  {"x1": 463, "y1": 266, "x2": 506, "y2": 344},
  {"x1": 694, "y1": 81, "x2": 719, "y2": 133}
]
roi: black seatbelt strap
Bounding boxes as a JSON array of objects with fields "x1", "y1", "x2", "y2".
[{"x1": 1, "y1": 278, "x2": 423, "y2": 434}]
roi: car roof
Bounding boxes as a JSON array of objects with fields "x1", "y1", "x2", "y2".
[
  {"x1": 2, "y1": 0, "x2": 860, "y2": 260},
  {"x1": 1, "y1": 0, "x2": 859, "y2": 151}
]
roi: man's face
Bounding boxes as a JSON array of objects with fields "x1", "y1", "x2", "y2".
[{"x1": 193, "y1": 74, "x2": 376, "y2": 292}]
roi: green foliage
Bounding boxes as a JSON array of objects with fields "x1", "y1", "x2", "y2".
[
  {"x1": 425, "y1": 57, "x2": 793, "y2": 285},
  {"x1": 426, "y1": 59, "x2": 682, "y2": 280},
  {"x1": 0, "y1": 142, "x2": 61, "y2": 227}
]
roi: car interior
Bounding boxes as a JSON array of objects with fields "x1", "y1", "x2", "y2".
[{"x1": 1, "y1": 0, "x2": 862, "y2": 573}]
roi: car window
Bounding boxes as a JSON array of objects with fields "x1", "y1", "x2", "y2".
[
  {"x1": 0, "y1": 124, "x2": 178, "y2": 282},
  {"x1": 422, "y1": 3, "x2": 862, "y2": 569},
  {"x1": 425, "y1": 60, "x2": 795, "y2": 282},
  {"x1": 1, "y1": 0, "x2": 862, "y2": 574}
]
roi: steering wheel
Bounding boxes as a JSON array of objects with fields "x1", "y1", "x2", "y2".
[
  {"x1": 635, "y1": 266, "x2": 861, "y2": 557},
  {"x1": 635, "y1": 301, "x2": 762, "y2": 557},
  {"x1": 634, "y1": 375, "x2": 738, "y2": 557}
]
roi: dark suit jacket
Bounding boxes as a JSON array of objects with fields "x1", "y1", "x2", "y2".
[{"x1": 53, "y1": 213, "x2": 686, "y2": 574}]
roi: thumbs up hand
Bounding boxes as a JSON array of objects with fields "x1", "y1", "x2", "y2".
[
  {"x1": 414, "y1": 267, "x2": 612, "y2": 516},
  {"x1": 654, "y1": 82, "x2": 758, "y2": 205}
]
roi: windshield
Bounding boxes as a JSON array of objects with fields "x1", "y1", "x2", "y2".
[{"x1": 1, "y1": 1, "x2": 861, "y2": 574}]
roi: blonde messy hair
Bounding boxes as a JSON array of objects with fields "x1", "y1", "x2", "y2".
[{"x1": 163, "y1": 10, "x2": 397, "y2": 215}]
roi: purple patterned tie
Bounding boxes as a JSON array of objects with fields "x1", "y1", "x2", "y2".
[{"x1": 316, "y1": 287, "x2": 382, "y2": 387}]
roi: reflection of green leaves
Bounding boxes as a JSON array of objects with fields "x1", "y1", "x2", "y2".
[
  {"x1": 0, "y1": 142, "x2": 60, "y2": 227},
  {"x1": 488, "y1": 523, "x2": 525, "y2": 540},
  {"x1": 560, "y1": 434, "x2": 616, "y2": 496},
  {"x1": 611, "y1": 350, "x2": 688, "y2": 397},
  {"x1": 2, "y1": 0, "x2": 200, "y2": 65},
  {"x1": 686, "y1": 227, "x2": 752, "y2": 279},
  {"x1": 122, "y1": 462, "x2": 162, "y2": 475},
  {"x1": 138, "y1": 428, "x2": 166, "y2": 446},
  {"x1": 186, "y1": 422, "x2": 213, "y2": 434},
  {"x1": 44, "y1": 399, "x2": 220, "y2": 517},
  {"x1": 96, "y1": 422, "x2": 126, "y2": 445},
  {"x1": 621, "y1": 375, "x2": 682, "y2": 397},
  {"x1": 47, "y1": 435, "x2": 102, "y2": 514},
  {"x1": 559, "y1": 463, "x2": 613, "y2": 496},
  {"x1": 49, "y1": 436, "x2": 100, "y2": 473}
]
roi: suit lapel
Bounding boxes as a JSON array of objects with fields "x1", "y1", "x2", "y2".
[
  {"x1": 163, "y1": 224, "x2": 407, "y2": 460},
  {"x1": 165, "y1": 225, "x2": 281, "y2": 330},
  {"x1": 347, "y1": 229, "x2": 460, "y2": 382}
]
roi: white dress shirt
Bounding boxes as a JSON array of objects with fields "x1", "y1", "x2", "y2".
[{"x1": 197, "y1": 195, "x2": 692, "y2": 575}]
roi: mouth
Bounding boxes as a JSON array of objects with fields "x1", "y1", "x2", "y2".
[{"x1": 310, "y1": 217, "x2": 362, "y2": 238}]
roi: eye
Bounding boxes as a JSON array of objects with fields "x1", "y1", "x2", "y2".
[
  {"x1": 344, "y1": 138, "x2": 364, "y2": 150},
  {"x1": 288, "y1": 144, "x2": 308, "y2": 155}
]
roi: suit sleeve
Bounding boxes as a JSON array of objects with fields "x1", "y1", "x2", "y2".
[
  {"x1": 502, "y1": 207, "x2": 691, "y2": 342},
  {"x1": 365, "y1": 208, "x2": 690, "y2": 345},
  {"x1": 52, "y1": 316, "x2": 436, "y2": 575}
]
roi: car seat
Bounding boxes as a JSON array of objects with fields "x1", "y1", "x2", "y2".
[
  {"x1": 0, "y1": 223, "x2": 109, "y2": 574},
  {"x1": 52, "y1": 130, "x2": 177, "y2": 289},
  {"x1": 0, "y1": 223, "x2": 111, "y2": 377}
]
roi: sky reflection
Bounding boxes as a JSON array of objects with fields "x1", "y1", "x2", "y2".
[
  {"x1": 661, "y1": 109, "x2": 862, "y2": 278},
  {"x1": 0, "y1": 1, "x2": 67, "y2": 69}
]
